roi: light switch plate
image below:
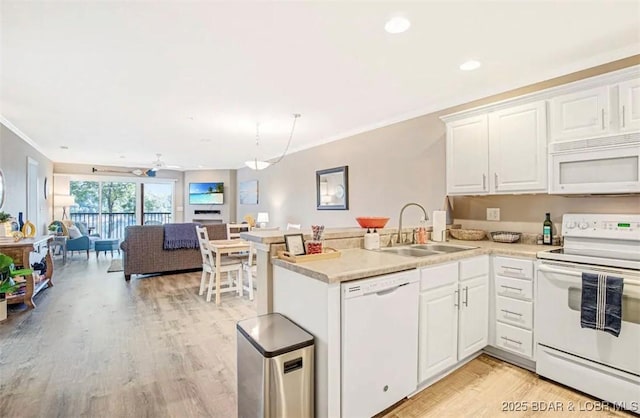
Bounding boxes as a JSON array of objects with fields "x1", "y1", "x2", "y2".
[{"x1": 487, "y1": 208, "x2": 500, "y2": 221}]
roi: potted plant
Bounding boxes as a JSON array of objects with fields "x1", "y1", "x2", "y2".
[
  {"x1": 0, "y1": 253, "x2": 20, "y2": 322},
  {"x1": 0, "y1": 211, "x2": 12, "y2": 237}
]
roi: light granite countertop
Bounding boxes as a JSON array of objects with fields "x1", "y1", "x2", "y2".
[
  {"x1": 271, "y1": 239, "x2": 561, "y2": 284},
  {"x1": 240, "y1": 225, "x2": 459, "y2": 245}
]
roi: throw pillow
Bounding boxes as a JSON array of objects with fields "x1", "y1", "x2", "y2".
[
  {"x1": 75, "y1": 222, "x2": 88, "y2": 236},
  {"x1": 67, "y1": 225, "x2": 82, "y2": 239}
]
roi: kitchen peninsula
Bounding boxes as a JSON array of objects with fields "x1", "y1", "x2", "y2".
[{"x1": 241, "y1": 227, "x2": 558, "y2": 417}]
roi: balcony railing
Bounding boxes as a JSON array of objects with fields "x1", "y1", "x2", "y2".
[{"x1": 69, "y1": 212, "x2": 172, "y2": 240}]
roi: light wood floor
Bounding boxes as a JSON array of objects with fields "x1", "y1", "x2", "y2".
[{"x1": 0, "y1": 256, "x2": 635, "y2": 417}]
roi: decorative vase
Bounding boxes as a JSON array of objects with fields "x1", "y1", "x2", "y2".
[
  {"x1": 18, "y1": 212, "x2": 24, "y2": 231},
  {"x1": 0, "y1": 222, "x2": 11, "y2": 237}
]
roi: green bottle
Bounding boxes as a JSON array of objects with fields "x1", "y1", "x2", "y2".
[{"x1": 543, "y1": 213, "x2": 553, "y2": 245}]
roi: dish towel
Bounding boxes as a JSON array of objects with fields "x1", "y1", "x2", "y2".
[
  {"x1": 580, "y1": 272, "x2": 624, "y2": 337},
  {"x1": 163, "y1": 223, "x2": 201, "y2": 250}
]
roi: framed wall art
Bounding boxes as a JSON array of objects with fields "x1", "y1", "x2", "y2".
[{"x1": 316, "y1": 166, "x2": 348, "y2": 210}]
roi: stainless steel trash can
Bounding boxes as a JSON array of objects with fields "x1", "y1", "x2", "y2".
[{"x1": 237, "y1": 313, "x2": 314, "y2": 418}]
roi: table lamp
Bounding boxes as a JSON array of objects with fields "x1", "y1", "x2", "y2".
[
  {"x1": 257, "y1": 212, "x2": 270, "y2": 229},
  {"x1": 54, "y1": 194, "x2": 76, "y2": 220}
]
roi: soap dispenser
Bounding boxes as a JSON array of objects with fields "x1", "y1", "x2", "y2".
[{"x1": 364, "y1": 228, "x2": 380, "y2": 250}]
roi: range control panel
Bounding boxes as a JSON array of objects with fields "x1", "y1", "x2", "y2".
[{"x1": 562, "y1": 214, "x2": 640, "y2": 240}]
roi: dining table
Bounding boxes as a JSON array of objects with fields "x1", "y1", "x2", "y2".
[{"x1": 208, "y1": 239, "x2": 251, "y2": 305}]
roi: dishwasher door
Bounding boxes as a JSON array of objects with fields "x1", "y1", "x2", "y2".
[{"x1": 341, "y1": 270, "x2": 419, "y2": 418}]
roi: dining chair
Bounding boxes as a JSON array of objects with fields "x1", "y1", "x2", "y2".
[
  {"x1": 225, "y1": 223, "x2": 255, "y2": 301},
  {"x1": 227, "y1": 223, "x2": 250, "y2": 239},
  {"x1": 196, "y1": 226, "x2": 243, "y2": 303}
]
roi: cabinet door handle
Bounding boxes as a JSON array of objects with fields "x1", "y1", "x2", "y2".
[
  {"x1": 503, "y1": 266, "x2": 523, "y2": 271},
  {"x1": 482, "y1": 174, "x2": 486, "y2": 190},
  {"x1": 622, "y1": 105, "x2": 626, "y2": 127},
  {"x1": 494, "y1": 173, "x2": 498, "y2": 189},
  {"x1": 454, "y1": 289, "x2": 459, "y2": 308},
  {"x1": 463, "y1": 286, "x2": 468, "y2": 307},
  {"x1": 500, "y1": 285, "x2": 523, "y2": 292},
  {"x1": 601, "y1": 108, "x2": 605, "y2": 130},
  {"x1": 501, "y1": 309, "x2": 523, "y2": 317},
  {"x1": 501, "y1": 336, "x2": 522, "y2": 345}
]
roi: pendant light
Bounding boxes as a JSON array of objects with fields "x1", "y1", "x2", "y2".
[{"x1": 245, "y1": 113, "x2": 301, "y2": 170}]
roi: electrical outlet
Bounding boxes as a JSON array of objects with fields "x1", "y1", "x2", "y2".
[{"x1": 487, "y1": 208, "x2": 500, "y2": 221}]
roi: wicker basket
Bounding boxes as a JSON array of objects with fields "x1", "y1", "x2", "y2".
[
  {"x1": 449, "y1": 229, "x2": 486, "y2": 241},
  {"x1": 490, "y1": 231, "x2": 522, "y2": 243}
]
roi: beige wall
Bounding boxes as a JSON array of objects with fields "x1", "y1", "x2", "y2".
[
  {"x1": 237, "y1": 114, "x2": 446, "y2": 229},
  {"x1": 0, "y1": 123, "x2": 54, "y2": 233},
  {"x1": 237, "y1": 55, "x2": 640, "y2": 229}
]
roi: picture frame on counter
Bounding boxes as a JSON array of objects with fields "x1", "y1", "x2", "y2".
[
  {"x1": 316, "y1": 165, "x2": 349, "y2": 210},
  {"x1": 284, "y1": 233, "x2": 306, "y2": 256}
]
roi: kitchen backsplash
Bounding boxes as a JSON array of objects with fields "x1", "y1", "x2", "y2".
[{"x1": 452, "y1": 195, "x2": 640, "y2": 224}]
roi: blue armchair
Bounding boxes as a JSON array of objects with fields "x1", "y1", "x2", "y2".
[{"x1": 50, "y1": 221, "x2": 100, "y2": 259}]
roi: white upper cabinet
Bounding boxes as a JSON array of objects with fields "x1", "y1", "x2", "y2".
[
  {"x1": 446, "y1": 115, "x2": 489, "y2": 195},
  {"x1": 489, "y1": 101, "x2": 548, "y2": 193},
  {"x1": 618, "y1": 78, "x2": 640, "y2": 132},
  {"x1": 549, "y1": 86, "x2": 610, "y2": 141}
]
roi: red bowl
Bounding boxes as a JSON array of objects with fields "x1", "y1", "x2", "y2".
[{"x1": 355, "y1": 217, "x2": 390, "y2": 229}]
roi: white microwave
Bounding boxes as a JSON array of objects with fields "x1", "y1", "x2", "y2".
[{"x1": 549, "y1": 133, "x2": 640, "y2": 194}]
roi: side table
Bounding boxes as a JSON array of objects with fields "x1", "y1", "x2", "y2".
[{"x1": 51, "y1": 235, "x2": 67, "y2": 264}]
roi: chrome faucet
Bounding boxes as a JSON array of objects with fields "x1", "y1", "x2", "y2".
[{"x1": 396, "y1": 203, "x2": 429, "y2": 245}]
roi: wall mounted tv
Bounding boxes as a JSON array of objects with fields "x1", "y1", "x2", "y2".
[{"x1": 189, "y1": 182, "x2": 224, "y2": 205}]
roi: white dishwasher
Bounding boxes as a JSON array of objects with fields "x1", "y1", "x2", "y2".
[{"x1": 341, "y1": 269, "x2": 419, "y2": 418}]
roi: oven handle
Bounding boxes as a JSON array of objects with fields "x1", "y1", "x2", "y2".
[{"x1": 538, "y1": 265, "x2": 640, "y2": 287}]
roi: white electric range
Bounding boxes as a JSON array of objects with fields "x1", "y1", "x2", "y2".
[{"x1": 536, "y1": 214, "x2": 640, "y2": 411}]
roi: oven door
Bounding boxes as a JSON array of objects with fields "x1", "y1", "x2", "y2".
[
  {"x1": 549, "y1": 143, "x2": 640, "y2": 194},
  {"x1": 536, "y1": 261, "x2": 640, "y2": 375}
]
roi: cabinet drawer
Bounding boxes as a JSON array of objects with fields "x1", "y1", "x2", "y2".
[
  {"x1": 496, "y1": 296, "x2": 533, "y2": 330},
  {"x1": 493, "y1": 256, "x2": 533, "y2": 280},
  {"x1": 496, "y1": 322, "x2": 533, "y2": 358},
  {"x1": 495, "y1": 276, "x2": 533, "y2": 301},
  {"x1": 459, "y1": 256, "x2": 489, "y2": 281},
  {"x1": 420, "y1": 262, "x2": 458, "y2": 291}
]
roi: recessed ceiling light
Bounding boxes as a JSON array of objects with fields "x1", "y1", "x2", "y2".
[
  {"x1": 60, "y1": 145, "x2": 69, "y2": 150},
  {"x1": 460, "y1": 60, "x2": 481, "y2": 71},
  {"x1": 385, "y1": 17, "x2": 410, "y2": 34}
]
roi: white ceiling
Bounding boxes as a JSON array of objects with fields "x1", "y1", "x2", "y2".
[{"x1": 1, "y1": 1, "x2": 639, "y2": 170}]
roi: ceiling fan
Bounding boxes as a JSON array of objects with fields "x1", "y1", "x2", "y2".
[{"x1": 150, "y1": 153, "x2": 180, "y2": 171}]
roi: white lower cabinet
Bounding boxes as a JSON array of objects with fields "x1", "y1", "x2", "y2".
[
  {"x1": 491, "y1": 256, "x2": 535, "y2": 360},
  {"x1": 458, "y1": 275, "x2": 489, "y2": 359},
  {"x1": 418, "y1": 256, "x2": 489, "y2": 383}
]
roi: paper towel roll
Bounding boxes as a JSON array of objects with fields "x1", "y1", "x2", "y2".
[{"x1": 432, "y1": 210, "x2": 447, "y2": 242}]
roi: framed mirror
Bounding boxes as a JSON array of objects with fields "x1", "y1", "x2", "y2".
[
  {"x1": 316, "y1": 165, "x2": 349, "y2": 210},
  {"x1": 0, "y1": 169, "x2": 5, "y2": 209}
]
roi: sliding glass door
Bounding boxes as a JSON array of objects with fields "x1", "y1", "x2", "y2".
[
  {"x1": 69, "y1": 179, "x2": 174, "y2": 239},
  {"x1": 142, "y1": 182, "x2": 173, "y2": 225}
]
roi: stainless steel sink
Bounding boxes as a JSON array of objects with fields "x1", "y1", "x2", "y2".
[
  {"x1": 378, "y1": 243, "x2": 477, "y2": 258},
  {"x1": 411, "y1": 244, "x2": 477, "y2": 253},
  {"x1": 380, "y1": 248, "x2": 442, "y2": 257}
]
